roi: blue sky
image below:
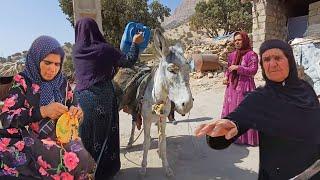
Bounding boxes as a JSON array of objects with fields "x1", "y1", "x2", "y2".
[{"x1": 0, "y1": 0, "x2": 181, "y2": 58}]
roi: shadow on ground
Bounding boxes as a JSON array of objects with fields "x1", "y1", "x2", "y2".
[
  {"x1": 173, "y1": 116, "x2": 212, "y2": 124},
  {"x1": 116, "y1": 134, "x2": 258, "y2": 180}
]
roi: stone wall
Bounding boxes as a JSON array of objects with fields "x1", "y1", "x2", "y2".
[
  {"x1": 252, "y1": 0, "x2": 287, "y2": 53},
  {"x1": 73, "y1": 0, "x2": 103, "y2": 33},
  {"x1": 307, "y1": 1, "x2": 320, "y2": 36}
]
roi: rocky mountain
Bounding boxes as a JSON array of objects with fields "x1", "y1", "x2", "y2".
[
  {"x1": 162, "y1": 0, "x2": 204, "y2": 29},
  {"x1": 2, "y1": 42, "x2": 73, "y2": 62}
]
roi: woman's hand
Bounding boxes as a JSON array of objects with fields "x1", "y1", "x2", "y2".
[
  {"x1": 68, "y1": 106, "x2": 83, "y2": 121},
  {"x1": 195, "y1": 119, "x2": 238, "y2": 140},
  {"x1": 40, "y1": 102, "x2": 68, "y2": 120},
  {"x1": 228, "y1": 65, "x2": 239, "y2": 71},
  {"x1": 223, "y1": 77, "x2": 228, "y2": 85},
  {"x1": 133, "y1": 32, "x2": 144, "y2": 44}
]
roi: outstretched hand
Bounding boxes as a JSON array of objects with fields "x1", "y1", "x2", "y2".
[
  {"x1": 223, "y1": 77, "x2": 228, "y2": 85},
  {"x1": 228, "y1": 65, "x2": 238, "y2": 71},
  {"x1": 194, "y1": 119, "x2": 238, "y2": 140}
]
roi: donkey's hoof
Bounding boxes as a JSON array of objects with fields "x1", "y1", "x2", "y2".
[
  {"x1": 139, "y1": 167, "x2": 147, "y2": 176},
  {"x1": 165, "y1": 167, "x2": 174, "y2": 177}
]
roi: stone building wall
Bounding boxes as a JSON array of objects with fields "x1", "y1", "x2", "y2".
[
  {"x1": 252, "y1": 0, "x2": 287, "y2": 53},
  {"x1": 307, "y1": 1, "x2": 320, "y2": 36},
  {"x1": 73, "y1": 0, "x2": 103, "y2": 33}
]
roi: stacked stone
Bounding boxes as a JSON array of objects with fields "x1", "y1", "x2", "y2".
[
  {"x1": 307, "y1": 1, "x2": 320, "y2": 37},
  {"x1": 185, "y1": 39, "x2": 234, "y2": 66},
  {"x1": 0, "y1": 61, "x2": 25, "y2": 77},
  {"x1": 252, "y1": 0, "x2": 287, "y2": 53}
]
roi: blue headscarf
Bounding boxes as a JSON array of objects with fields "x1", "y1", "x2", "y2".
[{"x1": 23, "y1": 36, "x2": 65, "y2": 106}]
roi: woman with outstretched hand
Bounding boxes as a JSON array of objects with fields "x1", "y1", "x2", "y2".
[{"x1": 195, "y1": 39, "x2": 320, "y2": 180}]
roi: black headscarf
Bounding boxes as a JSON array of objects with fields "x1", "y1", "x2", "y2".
[
  {"x1": 259, "y1": 39, "x2": 319, "y2": 109},
  {"x1": 72, "y1": 17, "x2": 123, "y2": 91},
  {"x1": 227, "y1": 39, "x2": 320, "y2": 144}
]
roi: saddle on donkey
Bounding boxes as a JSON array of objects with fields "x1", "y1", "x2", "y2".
[{"x1": 113, "y1": 64, "x2": 153, "y2": 129}]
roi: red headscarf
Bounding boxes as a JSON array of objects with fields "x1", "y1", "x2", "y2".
[{"x1": 231, "y1": 31, "x2": 252, "y2": 88}]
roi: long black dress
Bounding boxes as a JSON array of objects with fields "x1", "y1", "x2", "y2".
[
  {"x1": 207, "y1": 133, "x2": 320, "y2": 180},
  {"x1": 206, "y1": 84, "x2": 320, "y2": 180},
  {"x1": 76, "y1": 44, "x2": 139, "y2": 179}
]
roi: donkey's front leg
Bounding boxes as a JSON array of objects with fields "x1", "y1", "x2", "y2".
[
  {"x1": 158, "y1": 118, "x2": 173, "y2": 177},
  {"x1": 140, "y1": 118, "x2": 152, "y2": 176}
]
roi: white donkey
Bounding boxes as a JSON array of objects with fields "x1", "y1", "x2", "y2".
[{"x1": 138, "y1": 29, "x2": 193, "y2": 177}]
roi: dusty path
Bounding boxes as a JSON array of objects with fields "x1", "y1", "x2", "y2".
[{"x1": 115, "y1": 75, "x2": 260, "y2": 180}]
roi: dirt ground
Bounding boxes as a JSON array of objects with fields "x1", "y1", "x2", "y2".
[{"x1": 114, "y1": 72, "x2": 265, "y2": 180}]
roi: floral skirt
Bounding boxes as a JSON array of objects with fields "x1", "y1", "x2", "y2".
[{"x1": 0, "y1": 127, "x2": 96, "y2": 179}]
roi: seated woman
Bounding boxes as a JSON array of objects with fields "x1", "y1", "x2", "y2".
[{"x1": 0, "y1": 36, "x2": 95, "y2": 179}]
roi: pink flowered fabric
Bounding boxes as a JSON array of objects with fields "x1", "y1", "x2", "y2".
[
  {"x1": 13, "y1": 74, "x2": 27, "y2": 91},
  {"x1": 6, "y1": 128, "x2": 18, "y2": 134},
  {"x1": 63, "y1": 152, "x2": 80, "y2": 171},
  {"x1": 31, "y1": 83, "x2": 40, "y2": 94},
  {"x1": 0, "y1": 73, "x2": 95, "y2": 178}
]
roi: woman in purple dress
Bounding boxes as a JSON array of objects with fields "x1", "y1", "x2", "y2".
[{"x1": 221, "y1": 31, "x2": 259, "y2": 146}]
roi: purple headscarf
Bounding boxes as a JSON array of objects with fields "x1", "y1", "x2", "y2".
[
  {"x1": 72, "y1": 17, "x2": 123, "y2": 91},
  {"x1": 23, "y1": 35, "x2": 65, "y2": 106}
]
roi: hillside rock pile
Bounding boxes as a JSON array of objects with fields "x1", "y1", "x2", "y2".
[{"x1": 185, "y1": 39, "x2": 234, "y2": 67}]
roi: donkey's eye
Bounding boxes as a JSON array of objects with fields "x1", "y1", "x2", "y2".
[{"x1": 167, "y1": 64, "x2": 179, "y2": 74}]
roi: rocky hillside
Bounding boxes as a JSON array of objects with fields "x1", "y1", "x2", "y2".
[
  {"x1": 164, "y1": 23, "x2": 210, "y2": 45},
  {"x1": 162, "y1": 0, "x2": 203, "y2": 29}
]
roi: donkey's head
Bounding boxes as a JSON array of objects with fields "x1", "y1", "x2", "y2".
[{"x1": 153, "y1": 29, "x2": 193, "y2": 115}]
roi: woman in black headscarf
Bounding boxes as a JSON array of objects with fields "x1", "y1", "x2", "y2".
[
  {"x1": 72, "y1": 17, "x2": 143, "y2": 179},
  {"x1": 195, "y1": 39, "x2": 320, "y2": 180}
]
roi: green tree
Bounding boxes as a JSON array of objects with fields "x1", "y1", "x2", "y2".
[
  {"x1": 59, "y1": 0, "x2": 170, "y2": 47},
  {"x1": 64, "y1": 42, "x2": 73, "y2": 49},
  {"x1": 59, "y1": 0, "x2": 74, "y2": 25},
  {"x1": 62, "y1": 55, "x2": 75, "y2": 81},
  {"x1": 190, "y1": 0, "x2": 252, "y2": 38}
]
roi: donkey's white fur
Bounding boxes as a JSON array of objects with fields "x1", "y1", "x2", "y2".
[{"x1": 132, "y1": 29, "x2": 193, "y2": 177}]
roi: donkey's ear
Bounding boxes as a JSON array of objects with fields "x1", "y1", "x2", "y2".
[{"x1": 153, "y1": 28, "x2": 170, "y2": 58}]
